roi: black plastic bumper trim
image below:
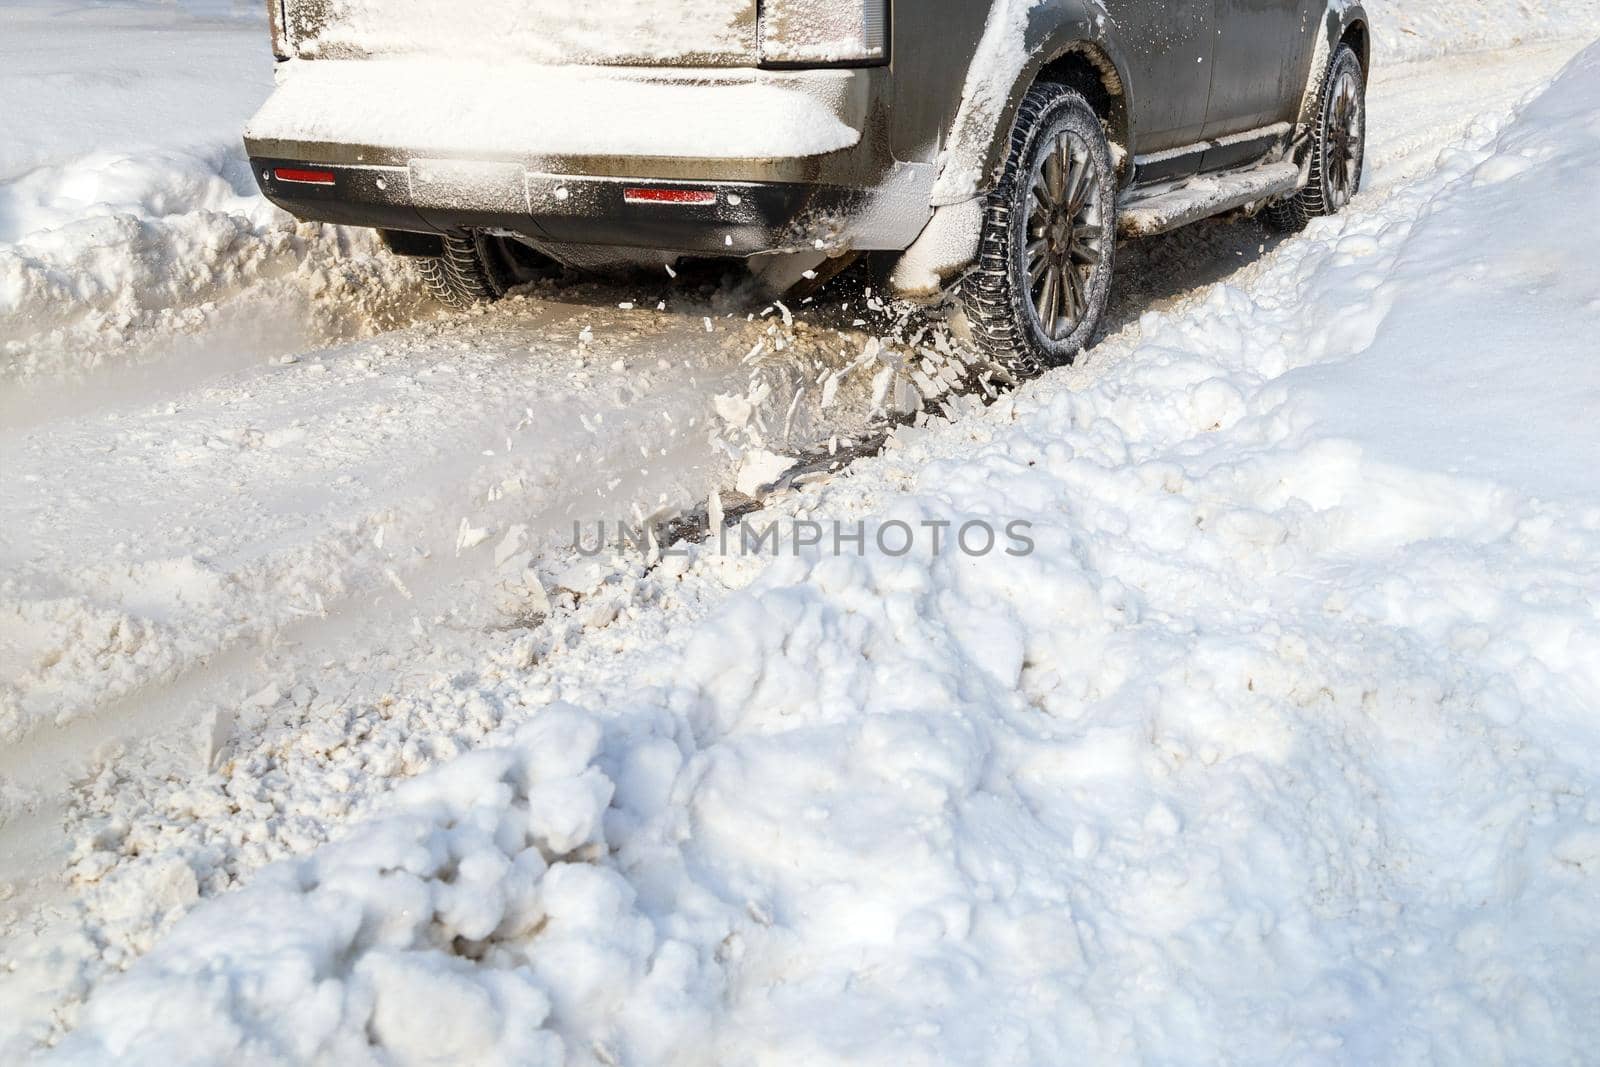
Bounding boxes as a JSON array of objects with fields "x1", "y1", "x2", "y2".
[{"x1": 250, "y1": 157, "x2": 870, "y2": 257}]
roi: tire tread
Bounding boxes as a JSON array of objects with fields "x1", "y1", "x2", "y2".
[
  {"x1": 960, "y1": 84, "x2": 1114, "y2": 377},
  {"x1": 1265, "y1": 44, "x2": 1363, "y2": 233},
  {"x1": 418, "y1": 234, "x2": 507, "y2": 309}
]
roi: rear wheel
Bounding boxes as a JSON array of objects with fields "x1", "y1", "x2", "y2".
[
  {"x1": 418, "y1": 232, "x2": 556, "y2": 309},
  {"x1": 961, "y1": 84, "x2": 1116, "y2": 376},
  {"x1": 1265, "y1": 43, "x2": 1366, "y2": 233}
]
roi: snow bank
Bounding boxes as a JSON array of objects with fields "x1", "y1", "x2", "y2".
[
  {"x1": 0, "y1": 1, "x2": 415, "y2": 384},
  {"x1": 56, "y1": 706, "x2": 626, "y2": 1066},
  {"x1": 0, "y1": 1, "x2": 264, "y2": 183},
  {"x1": 0, "y1": 146, "x2": 417, "y2": 383},
  {"x1": 1370, "y1": 0, "x2": 1600, "y2": 61},
  {"x1": 49, "y1": 41, "x2": 1600, "y2": 1065}
]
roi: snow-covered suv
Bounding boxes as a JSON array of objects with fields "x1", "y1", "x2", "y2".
[{"x1": 245, "y1": 0, "x2": 1370, "y2": 370}]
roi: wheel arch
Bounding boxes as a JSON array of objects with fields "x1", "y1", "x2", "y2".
[
  {"x1": 1339, "y1": 14, "x2": 1371, "y2": 81},
  {"x1": 1035, "y1": 42, "x2": 1132, "y2": 181},
  {"x1": 928, "y1": 2, "x2": 1132, "y2": 207},
  {"x1": 1294, "y1": 2, "x2": 1372, "y2": 134},
  {"x1": 1324, "y1": 0, "x2": 1370, "y2": 65},
  {"x1": 892, "y1": 5, "x2": 1130, "y2": 299}
]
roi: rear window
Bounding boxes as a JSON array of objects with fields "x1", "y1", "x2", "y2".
[{"x1": 280, "y1": 0, "x2": 758, "y2": 65}]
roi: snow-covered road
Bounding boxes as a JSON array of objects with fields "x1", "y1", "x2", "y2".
[
  {"x1": 3, "y1": 15, "x2": 1599, "y2": 1061},
  {"x1": 0, "y1": 269, "x2": 945, "y2": 1034}
]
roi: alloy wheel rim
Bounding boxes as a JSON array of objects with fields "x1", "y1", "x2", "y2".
[
  {"x1": 1024, "y1": 130, "x2": 1106, "y2": 342},
  {"x1": 1325, "y1": 70, "x2": 1364, "y2": 209}
]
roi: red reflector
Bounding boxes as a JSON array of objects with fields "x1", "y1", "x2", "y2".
[
  {"x1": 275, "y1": 167, "x2": 337, "y2": 186},
  {"x1": 623, "y1": 187, "x2": 717, "y2": 206}
]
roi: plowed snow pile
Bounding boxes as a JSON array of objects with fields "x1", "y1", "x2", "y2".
[
  {"x1": 0, "y1": 1, "x2": 417, "y2": 385},
  {"x1": 1373, "y1": 0, "x2": 1600, "y2": 59},
  {"x1": 47, "y1": 40, "x2": 1600, "y2": 1067}
]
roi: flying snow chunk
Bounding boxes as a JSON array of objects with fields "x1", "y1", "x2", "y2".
[
  {"x1": 456, "y1": 518, "x2": 491, "y2": 554},
  {"x1": 735, "y1": 448, "x2": 794, "y2": 497}
]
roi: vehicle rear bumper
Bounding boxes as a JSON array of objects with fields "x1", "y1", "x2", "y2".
[
  {"x1": 248, "y1": 157, "x2": 911, "y2": 257},
  {"x1": 243, "y1": 59, "x2": 928, "y2": 255}
]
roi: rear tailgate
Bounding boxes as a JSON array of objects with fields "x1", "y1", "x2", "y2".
[{"x1": 276, "y1": 0, "x2": 759, "y2": 66}]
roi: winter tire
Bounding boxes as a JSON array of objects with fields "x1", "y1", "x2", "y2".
[
  {"x1": 1265, "y1": 43, "x2": 1366, "y2": 233},
  {"x1": 961, "y1": 84, "x2": 1116, "y2": 376},
  {"x1": 418, "y1": 231, "x2": 555, "y2": 309}
]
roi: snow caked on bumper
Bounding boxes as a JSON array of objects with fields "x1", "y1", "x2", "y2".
[{"x1": 241, "y1": 60, "x2": 927, "y2": 257}]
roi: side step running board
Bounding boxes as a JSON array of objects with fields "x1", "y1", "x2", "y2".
[{"x1": 1117, "y1": 161, "x2": 1302, "y2": 237}]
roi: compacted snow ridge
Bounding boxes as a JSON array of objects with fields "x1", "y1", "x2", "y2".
[
  {"x1": 3, "y1": 0, "x2": 1600, "y2": 1062},
  {"x1": 0, "y1": 1, "x2": 425, "y2": 389}
]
